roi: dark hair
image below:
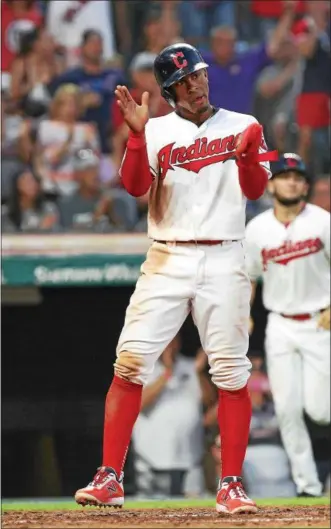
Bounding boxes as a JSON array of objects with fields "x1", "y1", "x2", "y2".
[
  {"x1": 81, "y1": 29, "x2": 103, "y2": 46},
  {"x1": 18, "y1": 27, "x2": 40, "y2": 56},
  {"x1": 8, "y1": 168, "x2": 43, "y2": 229}
]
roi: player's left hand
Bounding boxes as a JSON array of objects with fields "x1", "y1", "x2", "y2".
[
  {"x1": 235, "y1": 123, "x2": 263, "y2": 162},
  {"x1": 317, "y1": 307, "x2": 330, "y2": 331}
]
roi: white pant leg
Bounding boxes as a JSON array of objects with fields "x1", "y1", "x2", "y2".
[
  {"x1": 116, "y1": 242, "x2": 197, "y2": 385},
  {"x1": 300, "y1": 319, "x2": 330, "y2": 425},
  {"x1": 265, "y1": 314, "x2": 322, "y2": 496},
  {"x1": 191, "y1": 241, "x2": 252, "y2": 391},
  {"x1": 243, "y1": 444, "x2": 296, "y2": 498}
]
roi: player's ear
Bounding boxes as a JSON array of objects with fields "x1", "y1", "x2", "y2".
[{"x1": 303, "y1": 182, "x2": 309, "y2": 197}]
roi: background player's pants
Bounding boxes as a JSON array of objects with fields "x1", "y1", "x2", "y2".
[
  {"x1": 265, "y1": 313, "x2": 330, "y2": 496},
  {"x1": 117, "y1": 241, "x2": 251, "y2": 390}
]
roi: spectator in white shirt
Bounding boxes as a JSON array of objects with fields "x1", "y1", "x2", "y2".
[
  {"x1": 132, "y1": 336, "x2": 215, "y2": 498},
  {"x1": 46, "y1": 0, "x2": 115, "y2": 68}
]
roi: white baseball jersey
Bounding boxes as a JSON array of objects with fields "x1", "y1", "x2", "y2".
[
  {"x1": 245, "y1": 204, "x2": 330, "y2": 314},
  {"x1": 144, "y1": 109, "x2": 271, "y2": 241}
]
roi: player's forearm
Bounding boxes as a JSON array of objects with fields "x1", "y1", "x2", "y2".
[
  {"x1": 119, "y1": 130, "x2": 153, "y2": 197},
  {"x1": 140, "y1": 370, "x2": 172, "y2": 411},
  {"x1": 238, "y1": 163, "x2": 268, "y2": 200}
]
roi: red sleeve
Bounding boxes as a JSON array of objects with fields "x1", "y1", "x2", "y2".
[
  {"x1": 119, "y1": 130, "x2": 154, "y2": 197},
  {"x1": 237, "y1": 163, "x2": 269, "y2": 201}
]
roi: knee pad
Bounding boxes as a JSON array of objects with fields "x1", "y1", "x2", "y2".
[{"x1": 114, "y1": 351, "x2": 144, "y2": 382}]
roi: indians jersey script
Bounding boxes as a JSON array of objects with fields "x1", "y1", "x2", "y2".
[
  {"x1": 143, "y1": 109, "x2": 271, "y2": 241},
  {"x1": 245, "y1": 204, "x2": 330, "y2": 314}
]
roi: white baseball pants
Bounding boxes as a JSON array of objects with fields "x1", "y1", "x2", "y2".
[
  {"x1": 265, "y1": 312, "x2": 330, "y2": 496},
  {"x1": 117, "y1": 240, "x2": 251, "y2": 390}
]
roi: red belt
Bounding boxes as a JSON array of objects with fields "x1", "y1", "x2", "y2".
[
  {"x1": 280, "y1": 313, "x2": 313, "y2": 321},
  {"x1": 280, "y1": 310, "x2": 324, "y2": 321},
  {"x1": 155, "y1": 240, "x2": 235, "y2": 246}
]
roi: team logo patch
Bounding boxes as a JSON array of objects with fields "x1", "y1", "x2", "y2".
[
  {"x1": 157, "y1": 134, "x2": 241, "y2": 179},
  {"x1": 172, "y1": 52, "x2": 188, "y2": 69},
  {"x1": 261, "y1": 238, "x2": 323, "y2": 270},
  {"x1": 107, "y1": 482, "x2": 118, "y2": 493}
]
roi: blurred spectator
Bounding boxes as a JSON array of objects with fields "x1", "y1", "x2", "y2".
[
  {"x1": 254, "y1": 36, "x2": 301, "y2": 152},
  {"x1": 210, "y1": 356, "x2": 296, "y2": 498},
  {"x1": 10, "y1": 27, "x2": 64, "y2": 118},
  {"x1": 1, "y1": 0, "x2": 43, "y2": 73},
  {"x1": 250, "y1": 0, "x2": 306, "y2": 41},
  {"x1": 292, "y1": 1, "x2": 331, "y2": 174},
  {"x1": 204, "y1": 3, "x2": 295, "y2": 114},
  {"x1": 2, "y1": 167, "x2": 59, "y2": 233},
  {"x1": 35, "y1": 84, "x2": 100, "y2": 197},
  {"x1": 1, "y1": 88, "x2": 26, "y2": 203},
  {"x1": 309, "y1": 176, "x2": 331, "y2": 212},
  {"x1": 137, "y1": 3, "x2": 181, "y2": 56},
  {"x1": 179, "y1": 0, "x2": 235, "y2": 49},
  {"x1": 49, "y1": 30, "x2": 124, "y2": 154},
  {"x1": 58, "y1": 148, "x2": 137, "y2": 232},
  {"x1": 46, "y1": 0, "x2": 116, "y2": 68},
  {"x1": 111, "y1": 52, "x2": 172, "y2": 166},
  {"x1": 132, "y1": 338, "x2": 215, "y2": 498}
]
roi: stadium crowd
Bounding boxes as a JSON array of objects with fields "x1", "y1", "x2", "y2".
[
  {"x1": 1, "y1": 0, "x2": 330, "y2": 498},
  {"x1": 1, "y1": 0, "x2": 330, "y2": 235}
]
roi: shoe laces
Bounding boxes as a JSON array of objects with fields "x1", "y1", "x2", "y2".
[
  {"x1": 222, "y1": 481, "x2": 248, "y2": 500},
  {"x1": 90, "y1": 467, "x2": 113, "y2": 486}
]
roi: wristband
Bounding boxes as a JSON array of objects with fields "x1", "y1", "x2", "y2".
[{"x1": 236, "y1": 150, "x2": 278, "y2": 168}]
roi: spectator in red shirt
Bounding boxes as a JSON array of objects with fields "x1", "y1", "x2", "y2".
[
  {"x1": 292, "y1": 0, "x2": 331, "y2": 172},
  {"x1": 1, "y1": 0, "x2": 43, "y2": 73},
  {"x1": 251, "y1": 0, "x2": 306, "y2": 40},
  {"x1": 111, "y1": 52, "x2": 172, "y2": 167}
]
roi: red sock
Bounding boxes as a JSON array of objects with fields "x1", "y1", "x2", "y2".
[
  {"x1": 217, "y1": 385, "x2": 252, "y2": 479},
  {"x1": 102, "y1": 375, "x2": 143, "y2": 475}
]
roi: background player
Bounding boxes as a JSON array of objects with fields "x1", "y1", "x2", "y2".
[
  {"x1": 75, "y1": 42, "x2": 276, "y2": 515},
  {"x1": 245, "y1": 153, "x2": 330, "y2": 497}
]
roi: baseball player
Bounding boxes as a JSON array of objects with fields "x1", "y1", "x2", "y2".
[
  {"x1": 245, "y1": 153, "x2": 330, "y2": 497},
  {"x1": 75, "y1": 43, "x2": 277, "y2": 515}
]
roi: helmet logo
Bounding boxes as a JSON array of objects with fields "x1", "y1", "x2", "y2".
[{"x1": 173, "y1": 52, "x2": 188, "y2": 69}]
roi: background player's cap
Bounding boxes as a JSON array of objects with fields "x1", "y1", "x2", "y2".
[
  {"x1": 271, "y1": 153, "x2": 309, "y2": 181},
  {"x1": 154, "y1": 43, "x2": 208, "y2": 107}
]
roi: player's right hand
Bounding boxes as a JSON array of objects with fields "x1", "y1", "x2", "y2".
[
  {"x1": 115, "y1": 85, "x2": 149, "y2": 133},
  {"x1": 317, "y1": 307, "x2": 330, "y2": 331}
]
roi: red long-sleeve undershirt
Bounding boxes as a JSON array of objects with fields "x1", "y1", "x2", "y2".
[
  {"x1": 120, "y1": 131, "x2": 153, "y2": 197},
  {"x1": 120, "y1": 130, "x2": 269, "y2": 200}
]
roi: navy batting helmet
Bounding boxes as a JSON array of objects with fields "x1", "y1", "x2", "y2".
[
  {"x1": 271, "y1": 153, "x2": 309, "y2": 181},
  {"x1": 154, "y1": 43, "x2": 208, "y2": 107}
]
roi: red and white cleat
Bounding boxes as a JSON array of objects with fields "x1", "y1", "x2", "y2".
[
  {"x1": 216, "y1": 476, "x2": 257, "y2": 515},
  {"x1": 75, "y1": 467, "x2": 124, "y2": 508}
]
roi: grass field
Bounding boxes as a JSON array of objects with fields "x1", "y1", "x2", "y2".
[{"x1": 2, "y1": 495, "x2": 330, "y2": 511}]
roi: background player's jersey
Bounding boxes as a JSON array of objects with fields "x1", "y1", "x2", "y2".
[
  {"x1": 245, "y1": 204, "x2": 330, "y2": 314},
  {"x1": 144, "y1": 109, "x2": 271, "y2": 241}
]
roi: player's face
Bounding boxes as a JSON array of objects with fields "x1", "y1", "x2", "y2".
[
  {"x1": 172, "y1": 69, "x2": 210, "y2": 115},
  {"x1": 268, "y1": 171, "x2": 309, "y2": 206}
]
